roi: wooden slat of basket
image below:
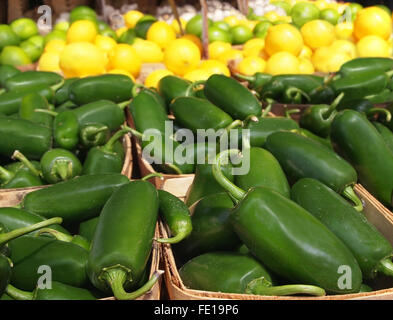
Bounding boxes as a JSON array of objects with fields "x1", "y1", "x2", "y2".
[
  {"x1": 160, "y1": 186, "x2": 393, "y2": 300},
  {"x1": 7, "y1": 0, "x2": 28, "y2": 23}
]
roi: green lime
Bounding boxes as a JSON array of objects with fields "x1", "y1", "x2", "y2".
[
  {"x1": 212, "y1": 21, "x2": 231, "y2": 32},
  {"x1": 186, "y1": 14, "x2": 213, "y2": 37},
  {"x1": 97, "y1": 20, "x2": 110, "y2": 32},
  {"x1": 44, "y1": 30, "x2": 67, "y2": 45},
  {"x1": 27, "y1": 35, "x2": 45, "y2": 50},
  {"x1": 230, "y1": 25, "x2": 253, "y2": 45},
  {"x1": 20, "y1": 40, "x2": 42, "y2": 62},
  {"x1": 271, "y1": 1, "x2": 292, "y2": 15},
  {"x1": 0, "y1": 46, "x2": 31, "y2": 66},
  {"x1": 344, "y1": 3, "x2": 362, "y2": 21},
  {"x1": 119, "y1": 29, "x2": 136, "y2": 44},
  {"x1": 320, "y1": 8, "x2": 339, "y2": 25},
  {"x1": 0, "y1": 25, "x2": 20, "y2": 51},
  {"x1": 208, "y1": 26, "x2": 232, "y2": 43},
  {"x1": 10, "y1": 18, "x2": 38, "y2": 41},
  {"x1": 253, "y1": 20, "x2": 272, "y2": 37},
  {"x1": 54, "y1": 21, "x2": 70, "y2": 32},
  {"x1": 291, "y1": 2, "x2": 320, "y2": 28},
  {"x1": 135, "y1": 20, "x2": 156, "y2": 39},
  {"x1": 70, "y1": 6, "x2": 97, "y2": 23},
  {"x1": 376, "y1": 4, "x2": 391, "y2": 16},
  {"x1": 253, "y1": 16, "x2": 270, "y2": 22},
  {"x1": 100, "y1": 28, "x2": 118, "y2": 41}
]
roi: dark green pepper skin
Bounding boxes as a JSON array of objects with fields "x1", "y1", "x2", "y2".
[
  {"x1": 54, "y1": 78, "x2": 78, "y2": 106},
  {"x1": 337, "y1": 99, "x2": 373, "y2": 113},
  {"x1": 69, "y1": 74, "x2": 134, "y2": 105},
  {"x1": 87, "y1": 181, "x2": 158, "y2": 293},
  {"x1": 185, "y1": 163, "x2": 234, "y2": 207},
  {"x1": 309, "y1": 85, "x2": 335, "y2": 104},
  {"x1": 22, "y1": 174, "x2": 130, "y2": 224},
  {"x1": 79, "y1": 123, "x2": 109, "y2": 149},
  {"x1": 339, "y1": 57, "x2": 393, "y2": 77},
  {"x1": 0, "y1": 253, "x2": 11, "y2": 296},
  {"x1": 53, "y1": 110, "x2": 80, "y2": 150},
  {"x1": 180, "y1": 252, "x2": 272, "y2": 294},
  {"x1": 373, "y1": 122, "x2": 393, "y2": 154},
  {"x1": 174, "y1": 193, "x2": 239, "y2": 263},
  {"x1": 366, "y1": 89, "x2": 393, "y2": 104},
  {"x1": 73, "y1": 100, "x2": 126, "y2": 131},
  {"x1": 0, "y1": 65, "x2": 21, "y2": 87},
  {"x1": 158, "y1": 75, "x2": 192, "y2": 106},
  {"x1": 55, "y1": 100, "x2": 77, "y2": 113},
  {"x1": 0, "y1": 207, "x2": 69, "y2": 235},
  {"x1": 0, "y1": 293, "x2": 13, "y2": 300},
  {"x1": 331, "y1": 110, "x2": 393, "y2": 207},
  {"x1": 291, "y1": 178, "x2": 393, "y2": 279},
  {"x1": 19, "y1": 93, "x2": 53, "y2": 128},
  {"x1": 0, "y1": 85, "x2": 55, "y2": 115},
  {"x1": 4, "y1": 71, "x2": 63, "y2": 91},
  {"x1": 9, "y1": 236, "x2": 89, "y2": 291},
  {"x1": 204, "y1": 74, "x2": 262, "y2": 120},
  {"x1": 230, "y1": 187, "x2": 362, "y2": 294},
  {"x1": 5, "y1": 160, "x2": 41, "y2": 175},
  {"x1": 292, "y1": 128, "x2": 333, "y2": 149},
  {"x1": 266, "y1": 131, "x2": 358, "y2": 194},
  {"x1": 1, "y1": 169, "x2": 43, "y2": 189},
  {"x1": 235, "y1": 147, "x2": 290, "y2": 198},
  {"x1": 194, "y1": 88, "x2": 206, "y2": 99},
  {"x1": 142, "y1": 87, "x2": 169, "y2": 114},
  {"x1": 170, "y1": 97, "x2": 234, "y2": 133},
  {"x1": 0, "y1": 117, "x2": 52, "y2": 160},
  {"x1": 300, "y1": 105, "x2": 336, "y2": 138},
  {"x1": 237, "y1": 72, "x2": 273, "y2": 92},
  {"x1": 78, "y1": 217, "x2": 99, "y2": 243},
  {"x1": 40, "y1": 149, "x2": 83, "y2": 184}
]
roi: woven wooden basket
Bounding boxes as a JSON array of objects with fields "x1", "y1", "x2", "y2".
[{"x1": 160, "y1": 182, "x2": 393, "y2": 300}]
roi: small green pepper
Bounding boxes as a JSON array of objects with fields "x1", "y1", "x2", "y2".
[
  {"x1": 0, "y1": 65, "x2": 21, "y2": 88},
  {"x1": 53, "y1": 110, "x2": 80, "y2": 151},
  {"x1": 4, "y1": 71, "x2": 63, "y2": 91},
  {"x1": 19, "y1": 93, "x2": 54, "y2": 128},
  {"x1": 79, "y1": 123, "x2": 110, "y2": 149}
]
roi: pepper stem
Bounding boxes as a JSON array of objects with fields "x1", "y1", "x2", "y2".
[
  {"x1": 12, "y1": 150, "x2": 41, "y2": 177},
  {"x1": 324, "y1": 92, "x2": 345, "y2": 119},
  {"x1": 0, "y1": 217, "x2": 62, "y2": 246},
  {"x1": 35, "y1": 109, "x2": 58, "y2": 117},
  {"x1": 142, "y1": 173, "x2": 164, "y2": 182},
  {"x1": 377, "y1": 258, "x2": 393, "y2": 277},
  {"x1": 164, "y1": 163, "x2": 183, "y2": 175},
  {"x1": 386, "y1": 70, "x2": 393, "y2": 78},
  {"x1": 155, "y1": 232, "x2": 188, "y2": 244},
  {"x1": 5, "y1": 285, "x2": 34, "y2": 300},
  {"x1": 185, "y1": 80, "x2": 205, "y2": 97},
  {"x1": 131, "y1": 83, "x2": 146, "y2": 98},
  {"x1": 118, "y1": 100, "x2": 132, "y2": 110},
  {"x1": 212, "y1": 150, "x2": 246, "y2": 202},
  {"x1": 120, "y1": 126, "x2": 144, "y2": 140},
  {"x1": 367, "y1": 108, "x2": 392, "y2": 122},
  {"x1": 225, "y1": 120, "x2": 243, "y2": 132},
  {"x1": 261, "y1": 101, "x2": 273, "y2": 118},
  {"x1": 285, "y1": 87, "x2": 311, "y2": 103},
  {"x1": 102, "y1": 129, "x2": 129, "y2": 153},
  {"x1": 245, "y1": 277, "x2": 326, "y2": 297},
  {"x1": 54, "y1": 160, "x2": 73, "y2": 181},
  {"x1": 35, "y1": 228, "x2": 73, "y2": 242},
  {"x1": 0, "y1": 166, "x2": 14, "y2": 184},
  {"x1": 103, "y1": 268, "x2": 163, "y2": 300},
  {"x1": 234, "y1": 74, "x2": 255, "y2": 83},
  {"x1": 50, "y1": 79, "x2": 65, "y2": 92},
  {"x1": 342, "y1": 185, "x2": 363, "y2": 212},
  {"x1": 285, "y1": 108, "x2": 301, "y2": 119}
]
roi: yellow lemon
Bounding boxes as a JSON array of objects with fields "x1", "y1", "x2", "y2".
[
  {"x1": 298, "y1": 58, "x2": 315, "y2": 74},
  {"x1": 218, "y1": 49, "x2": 244, "y2": 65},
  {"x1": 171, "y1": 18, "x2": 187, "y2": 35},
  {"x1": 312, "y1": 46, "x2": 331, "y2": 72},
  {"x1": 147, "y1": 21, "x2": 177, "y2": 49},
  {"x1": 335, "y1": 22, "x2": 354, "y2": 40},
  {"x1": 325, "y1": 52, "x2": 352, "y2": 72},
  {"x1": 145, "y1": 69, "x2": 174, "y2": 88},
  {"x1": 265, "y1": 51, "x2": 299, "y2": 75},
  {"x1": 236, "y1": 56, "x2": 266, "y2": 75},
  {"x1": 38, "y1": 52, "x2": 61, "y2": 72},
  {"x1": 356, "y1": 35, "x2": 391, "y2": 57},
  {"x1": 301, "y1": 20, "x2": 335, "y2": 50},
  {"x1": 264, "y1": 11, "x2": 282, "y2": 23},
  {"x1": 200, "y1": 59, "x2": 231, "y2": 76},
  {"x1": 224, "y1": 16, "x2": 240, "y2": 27},
  {"x1": 132, "y1": 39, "x2": 164, "y2": 63},
  {"x1": 238, "y1": 20, "x2": 259, "y2": 31},
  {"x1": 108, "y1": 69, "x2": 136, "y2": 81},
  {"x1": 208, "y1": 41, "x2": 232, "y2": 60},
  {"x1": 265, "y1": 23, "x2": 304, "y2": 56},
  {"x1": 330, "y1": 39, "x2": 357, "y2": 59},
  {"x1": 181, "y1": 34, "x2": 203, "y2": 53},
  {"x1": 116, "y1": 27, "x2": 128, "y2": 38},
  {"x1": 164, "y1": 39, "x2": 201, "y2": 76},
  {"x1": 243, "y1": 38, "x2": 265, "y2": 57},
  {"x1": 44, "y1": 39, "x2": 66, "y2": 54},
  {"x1": 184, "y1": 69, "x2": 214, "y2": 82},
  {"x1": 354, "y1": 6, "x2": 392, "y2": 40},
  {"x1": 314, "y1": 0, "x2": 328, "y2": 10},
  {"x1": 108, "y1": 44, "x2": 142, "y2": 77},
  {"x1": 94, "y1": 35, "x2": 117, "y2": 54},
  {"x1": 124, "y1": 10, "x2": 144, "y2": 29},
  {"x1": 298, "y1": 45, "x2": 313, "y2": 59},
  {"x1": 67, "y1": 20, "x2": 97, "y2": 43},
  {"x1": 60, "y1": 42, "x2": 107, "y2": 78}
]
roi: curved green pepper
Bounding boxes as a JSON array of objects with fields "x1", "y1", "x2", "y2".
[
  {"x1": 235, "y1": 72, "x2": 273, "y2": 92},
  {"x1": 339, "y1": 57, "x2": 393, "y2": 77},
  {"x1": 212, "y1": 150, "x2": 363, "y2": 294},
  {"x1": 4, "y1": 71, "x2": 63, "y2": 91},
  {"x1": 4, "y1": 160, "x2": 41, "y2": 175},
  {"x1": 309, "y1": 84, "x2": 335, "y2": 104},
  {"x1": 156, "y1": 190, "x2": 192, "y2": 244},
  {"x1": 265, "y1": 131, "x2": 363, "y2": 211},
  {"x1": 53, "y1": 110, "x2": 80, "y2": 151},
  {"x1": 35, "y1": 228, "x2": 90, "y2": 250},
  {"x1": 55, "y1": 100, "x2": 77, "y2": 113},
  {"x1": 0, "y1": 65, "x2": 21, "y2": 87},
  {"x1": 291, "y1": 128, "x2": 333, "y2": 149},
  {"x1": 292, "y1": 178, "x2": 393, "y2": 279},
  {"x1": 22, "y1": 174, "x2": 130, "y2": 224},
  {"x1": 331, "y1": 110, "x2": 393, "y2": 207},
  {"x1": 78, "y1": 217, "x2": 99, "y2": 243},
  {"x1": 40, "y1": 149, "x2": 82, "y2": 184},
  {"x1": 19, "y1": 93, "x2": 53, "y2": 128},
  {"x1": 79, "y1": 123, "x2": 110, "y2": 149},
  {"x1": 204, "y1": 74, "x2": 262, "y2": 120},
  {"x1": 6, "y1": 282, "x2": 96, "y2": 300},
  {"x1": 87, "y1": 181, "x2": 161, "y2": 300},
  {"x1": 365, "y1": 88, "x2": 393, "y2": 104},
  {"x1": 158, "y1": 75, "x2": 192, "y2": 106},
  {"x1": 54, "y1": 78, "x2": 78, "y2": 106},
  {"x1": 373, "y1": 122, "x2": 393, "y2": 154},
  {"x1": 180, "y1": 252, "x2": 326, "y2": 296}
]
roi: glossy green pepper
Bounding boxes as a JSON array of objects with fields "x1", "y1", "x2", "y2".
[
  {"x1": 19, "y1": 93, "x2": 53, "y2": 128},
  {"x1": 291, "y1": 128, "x2": 333, "y2": 149},
  {"x1": 53, "y1": 110, "x2": 80, "y2": 151},
  {"x1": 0, "y1": 65, "x2": 21, "y2": 88},
  {"x1": 339, "y1": 57, "x2": 393, "y2": 77},
  {"x1": 35, "y1": 228, "x2": 90, "y2": 250},
  {"x1": 54, "y1": 78, "x2": 78, "y2": 106},
  {"x1": 235, "y1": 72, "x2": 273, "y2": 92},
  {"x1": 4, "y1": 71, "x2": 63, "y2": 91},
  {"x1": 79, "y1": 123, "x2": 110, "y2": 149},
  {"x1": 78, "y1": 217, "x2": 99, "y2": 243},
  {"x1": 309, "y1": 84, "x2": 335, "y2": 104},
  {"x1": 373, "y1": 122, "x2": 393, "y2": 154},
  {"x1": 212, "y1": 151, "x2": 363, "y2": 294},
  {"x1": 365, "y1": 88, "x2": 393, "y2": 104},
  {"x1": 158, "y1": 75, "x2": 192, "y2": 106}
]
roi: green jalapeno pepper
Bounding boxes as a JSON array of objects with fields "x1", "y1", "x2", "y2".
[
  {"x1": 331, "y1": 110, "x2": 393, "y2": 207},
  {"x1": 339, "y1": 57, "x2": 393, "y2": 77},
  {"x1": 212, "y1": 150, "x2": 363, "y2": 294},
  {"x1": 79, "y1": 123, "x2": 110, "y2": 149},
  {"x1": 55, "y1": 100, "x2": 77, "y2": 113},
  {"x1": 235, "y1": 72, "x2": 273, "y2": 92},
  {"x1": 22, "y1": 174, "x2": 130, "y2": 224},
  {"x1": 52, "y1": 110, "x2": 80, "y2": 151},
  {"x1": 337, "y1": 99, "x2": 392, "y2": 121},
  {"x1": 35, "y1": 228, "x2": 90, "y2": 250},
  {"x1": 0, "y1": 65, "x2": 21, "y2": 88},
  {"x1": 135, "y1": 86, "x2": 169, "y2": 114},
  {"x1": 156, "y1": 190, "x2": 192, "y2": 244},
  {"x1": 309, "y1": 84, "x2": 335, "y2": 104},
  {"x1": 265, "y1": 131, "x2": 363, "y2": 211},
  {"x1": 5, "y1": 282, "x2": 96, "y2": 300},
  {"x1": 0, "y1": 253, "x2": 11, "y2": 296},
  {"x1": 54, "y1": 78, "x2": 78, "y2": 106},
  {"x1": 4, "y1": 71, "x2": 63, "y2": 91},
  {"x1": 373, "y1": 122, "x2": 393, "y2": 153},
  {"x1": 180, "y1": 252, "x2": 326, "y2": 296},
  {"x1": 365, "y1": 89, "x2": 393, "y2": 104},
  {"x1": 4, "y1": 159, "x2": 41, "y2": 175},
  {"x1": 291, "y1": 128, "x2": 333, "y2": 149},
  {"x1": 19, "y1": 93, "x2": 54, "y2": 128},
  {"x1": 87, "y1": 181, "x2": 162, "y2": 300},
  {"x1": 158, "y1": 75, "x2": 192, "y2": 106},
  {"x1": 79, "y1": 217, "x2": 99, "y2": 243},
  {"x1": 292, "y1": 178, "x2": 393, "y2": 279},
  {"x1": 69, "y1": 74, "x2": 134, "y2": 105}
]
